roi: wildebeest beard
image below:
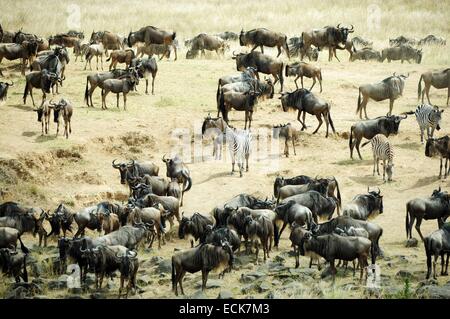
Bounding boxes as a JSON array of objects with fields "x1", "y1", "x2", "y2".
[{"x1": 53, "y1": 108, "x2": 60, "y2": 123}]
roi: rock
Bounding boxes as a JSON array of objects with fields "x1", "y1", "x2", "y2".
[
  {"x1": 266, "y1": 291, "x2": 282, "y2": 299},
  {"x1": 90, "y1": 293, "x2": 106, "y2": 299},
  {"x1": 195, "y1": 279, "x2": 222, "y2": 289},
  {"x1": 272, "y1": 279, "x2": 282, "y2": 286},
  {"x1": 47, "y1": 279, "x2": 67, "y2": 290},
  {"x1": 6, "y1": 286, "x2": 29, "y2": 299},
  {"x1": 65, "y1": 295, "x2": 84, "y2": 299},
  {"x1": 416, "y1": 281, "x2": 450, "y2": 299},
  {"x1": 273, "y1": 255, "x2": 285, "y2": 264},
  {"x1": 246, "y1": 271, "x2": 266, "y2": 279},
  {"x1": 30, "y1": 262, "x2": 42, "y2": 277},
  {"x1": 267, "y1": 262, "x2": 288, "y2": 272},
  {"x1": 396, "y1": 270, "x2": 414, "y2": 279},
  {"x1": 240, "y1": 274, "x2": 256, "y2": 283},
  {"x1": 150, "y1": 256, "x2": 164, "y2": 265},
  {"x1": 190, "y1": 290, "x2": 208, "y2": 299},
  {"x1": 157, "y1": 259, "x2": 172, "y2": 274},
  {"x1": 405, "y1": 238, "x2": 419, "y2": 248},
  {"x1": 365, "y1": 287, "x2": 382, "y2": 297},
  {"x1": 143, "y1": 248, "x2": 154, "y2": 254},
  {"x1": 241, "y1": 284, "x2": 255, "y2": 294},
  {"x1": 417, "y1": 279, "x2": 438, "y2": 288},
  {"x1": 33, "y1": 295, "x2": 50, "y2": 299},
  {"x1": 107, "y1": 281, "x2": 115, "y2": 290},
  {"x1": 217, "y1": 290, "x2": 233, "y2": 299},
  {"x1": 85, "y1": 273, "x2": 96, "y2": 286},
  {"x1": 257, "y1": 282, "x2": 271, "y2": 293},
  {"x1": 68, "y1": 287, "x2": 83, "y2": 294},
  {"x1": 137, "y1": 275, "x2": 152, "y2": 286},
  {"x1": 234, "y1": 255, "x2": 254, "y2": 266}
]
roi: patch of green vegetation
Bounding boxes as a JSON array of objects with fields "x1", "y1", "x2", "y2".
[
  {"x1": 334, "y1": 159, "x2": 371, "y2": 166},
  {"x1": 385, "y1": 278, "x2": 415, "y2": 299},
  {"x1": 154, "y1": 97, "x2": 176, "y2": 108},
  {"x1": 396, "y1": 143, "x2": 421, "y2": 151}
]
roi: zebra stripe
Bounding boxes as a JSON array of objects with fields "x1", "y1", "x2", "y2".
[
  {"x1": 225, "y1": 126, "x2": 252, "y2": 177},
  {"x1": 413, "y1": 104, "x2": 443, "y2": 143},
  {"x1": 370, "y1": 134, "x2": 394, "y2": 181}
]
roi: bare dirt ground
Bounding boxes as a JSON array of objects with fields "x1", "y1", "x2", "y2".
[{"x1": 1, "y1": 0, "x2": 450, "y2": 299}]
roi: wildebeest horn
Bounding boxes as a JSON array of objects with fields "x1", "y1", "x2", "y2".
[
  {"x1": 367, "y1": 186, "x2": 370, "y2": 193},
  {"x1": 375, "y1": 187, "x2": 381, "y2": 195},
  {"x1": 7, "y1": 81, "x2": 13, "y2": 86},
  {"x1": 127, "y1": 250, "x2": 137, "y2": 259},
  {"x1": 400, "y1": 114, "x2": 407, "y2": 119},
  {"x1": 349, "y1": 24, "x2": 354, "y2": 32},
  {"x1": 127, "y1": 159, "x2": 135, "y2": 167},
  {"x1": 337, "y1": 23, "x2": 341, "y2": 29},
  {"x1": 232, "y1": 50, "x2": 237, "y2": 57},
  {"x1": 112, "y1": 159, "x2": 121, "y2": 168},
  {"x1": 393, "y1": 72, "x2": 396, "y2": 76},
  {"x1": 79, "y1": 247, "x2": 87, "y2": 253},
  {"x1": 116, "y1": 252, "x2": 125, "y2": 258},
  {"x1": 162, "y1": 154, "x2": 168, "y2": 162}
]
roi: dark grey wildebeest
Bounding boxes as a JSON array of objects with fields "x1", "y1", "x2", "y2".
[
  {"x1": 34, "y1": 100, "x2": 52, "y2": 135},
  {"x1": 23, "y1": 69, "x2": 61, "y2": 107},
  {"x1": 406, "y1": 187, "x2": 450, "y2": 241},
  {"x1": 288, "y1": 37, "x2": 318, "y2": 61},
  {"x1": 112, "y1": 159, "x2": 159, "y2": 193},
  {"x1": 101, "y1": 72, "x2": 139, "y2": 110},
  {"x1": 171, "y1": 241, "x2": 233, "y2": 295},
  {"x1": 342, "y1": 188, "x2": 383, "y2": 220},
  {"x1": 419, "y1": 35, "x2": 446, "y2": 46},
  {"x1": 356, "y1": 73, "x2": 408, "y2": 119},
  {"x1": 349, "y1": 115, "x2": 406, "y2": 159},
  {"x1": 84, "y1": 69, "x2": 129, "y2": 107},
  {"x1": 389, "y1": 35, "x2": 417, "y2": 47},
  {"x1": 244, "y1": 215, "x2": 274, "y2": 264},
  {"x1": 301, "y1": 24, "x2": 354, "y2": 61},
  {"x1": 131, "y1": 57, "x2": 158, "y2": 95},
  {"x1": 280, "y1": 88, "x2": 336, "y2": 138},
  {"x1": 186, "y1": 33, "x2": 228, "y2": 59},
  {"x1": 285, "y1": 62, "x2": 323, "y2": 92},
  {"x1": 279, "y1": 190, "x2": 339, "y2": 223},
  {"x1": 0, "y1": 40, "x2": 38, "y2": 75},
  {"x1": 425, "y1": 136, "x2": 450, "y2": 179},
  {"x1": 0, "y1": 81, "x2": 13, "y2": 102},
  {"x1": 49, "y1": 98, "x2": 73, "y2": 139},
  {"x1": 424, "y1": 224, "x2": 450, "y2": 279},
  {"x1": 232, "y1": 51, "x2": 284, "y2": 92},
  {"x1": 275, "y1": 201, "x2": 313, "y2": 237},
  {"x1": 201, "y1": 114, "x2": 228, "y2": 160},
  {"x1": 350, "y1": 47, "x2": 382, "y2": 62},
  {"x1": 239, "y1": 28, "x2": 290, "y2": 58},
  {"x1": 0, "y1": 227, "x2": 29, "y2": 252},
  {"x1": 84, "y1": 42, "x2": 106, "y2": 70},
  {"x1": 73, "y1": 206, "x2": 103, "y2": 238},
  {"x1": 381, "y1": 45, "x2": 422, "y2": 64},
  {"x1": 218, "y1": 90, "x2": 260, "y2": 129},
  {"x1": 418, "y1": 68, "x2": 450, "y2": 106},
  {"x1": 276, "y1": 179, "x2": 329, "y2": 204},
  {"x1": 178, "y1": 212, "x2": 215, "y2": 247},
  {"x1": 204, "y1": 226, "x2": 241, "y2": 252},
  {"x1": 162, "y1": 154, "x2": 192, "y2": 206}
]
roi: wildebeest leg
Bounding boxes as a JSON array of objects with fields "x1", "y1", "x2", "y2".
[
  {"x1": 447, "y1": 87, "x2": 450, "y2": 106},
  {"x1": 388, "y1": 99, "x2": 394, "y2": 116},
  {"x1": 433, "y1": 254, "x2": 439, "y2": 279},
  {"x1": 372, "y1": 153, "x2": 376, "y2": 176},
  {"x1": 312, "y1": 114, "x2": 323, "y2": 134},
  {"x1": 415, "y1": 217, "x2": 425, "y2": 241},
  {"x1": 116, "y1": 93, "x2": 120, "y2": 109},
  {"x1": 201, "y1": 270, "x2": 209, "y2": 291},
  {"x1": 323, "y1": 111, "x2": 330, "y2": 137},
  {"x1": 293, "y1": 76, "x2": 299, "y2": 89},
  {"x1": 301, "y1": 76, "x2": 305, "y2": 89},
  {"x1": 309, "y1": 77, "x2": 316, "y2": 91},
  {"x1": 260, "y1": 45, "x2": 264, "y2": 54},
  {"x1": 255, "y1": 240, "x2": 259, "y2": 264},
  {"x1": 356, "y1": 139, "x2": 363, "y2": 160},
  {"x1": 250, "y1": 44, "x2": 259, "y2": 52},
  {"x1": 276, "y1": 45, "x2": 282, "y2": 57},
  {"x1": 444, "y1": 254, "x2": 449, "y2": 275}
]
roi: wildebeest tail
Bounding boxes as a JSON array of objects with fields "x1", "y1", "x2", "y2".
[
  {"x1": 284, "y1": 35, "x2": 290, "y2": 59},
  {"x1": 84, "y1": 77, "x2": 89, "y2": 103},
  {"x1": 219, "y1": 90, "x2": 228, "y2": 122},
  {"x1": 23, "y1": 80, "x2": 29, "y2": 103},
  {"x1": 183, "y1": 175, "x2": 192, "y2": 193},
  {"x1": 334, "y1": 178, "x2": 342, "y2": 208},
  {"x1": 405, "y1": 203, "x2": 410, "y2": 239},
  {"x1": 106, "y1": 55, "x2": 111, "y2": 62},
  {"x1": 417, "y1": 75, "x2": 423, "y2": 100},
  {"x1": 22, "y1": 254, "x2": 28, "y2": 283},
  {"x1": 171, "y1": 257, "x2": 176, "y2": 292},
  {"x1": 356, "y1": 88, "x2": 362, "y2": 114},
  {"x1": 18, "y1": 235, "x2": 30, "y2": 254},
  {"x1": 216, "y1": 81, "x2": 221, "y2": 116},
  {"x1": 424, "y1": 236, "x2": 432, "y2": 276},
  {"x1": 361, "y1": 140, "x2": 371, "y2": 148},
  {"x1": 327, "y1": 107, "x2": 336, "y2": 133},
  {"x1": 318, "y1": 70, "x2": 323, "y2": 82},
  {"x1": 349, "y1": 125, "x2": 354, "y2": 150},
  {"x1": 273, "y1": 222, "x2": 279, "y2": 247}
]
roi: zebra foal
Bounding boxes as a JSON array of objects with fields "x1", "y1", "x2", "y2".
[
  {"x1": 225, "y1": 126, "x2": 252, "y2": 177},
  {"x1": 362, "y1": 134, "x2": 394, "y2": 182},
  {"x1": 404, "y1": 104, "x2": 444, "y2": 143}
]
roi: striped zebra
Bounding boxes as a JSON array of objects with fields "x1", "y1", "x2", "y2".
[
  {"x1": 225, "y1": 126, "x2": 252, "y2": 177},
  {"x1": 405, "y1": 104, "x2": 444, "y2": 143},
  {"x1": 362, "y1": 134, "x2": 394, "y2": 182}
]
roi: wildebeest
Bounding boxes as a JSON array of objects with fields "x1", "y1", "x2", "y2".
[
  {"x1": 418, "y1": 68, "x2": 450, "y2": 106},
  {"x1": 84, "y1": 68, "x2": 129, "y2": 107},
  {"x1": 406, "y1": 187, "x2": 450, "y2": 241},
  {"x1": 0, "y1": 212, "x2": 38, "y2": 237},
  {"x1": 273, "y1": 175, "x2": 313, "y2": 198},
  {"x1": 216, "y1": 31, "x2": 238, "y2": 41},
  {"x1": 381, "y1": 45, "x2": 422, "y2": 64},
  {"x1": 356, "y1": 73, "x2": 408, "y2": 119},
  {"x1": 80, "y1": 244, "x2": 128, "y2": 289},
  {"x1": 49, "y1": 98, "x2": 73, "y2": 139},
  {"x1": 389, "y1": 35, "x2": 417, "y2": 47},
  {"x1": 289, "y1": 224, "x2": 314, "y2": 268},
  {"x1": 58, "y1": 237, "x2": 96, "y2": 281},
  {"x1": 135, "y1": 193, "x2": 180, "y2": 231},
  {"x1": 350, "y1": 47, "x2": 382, "y2": 62},
  {"x1": 232, "y1": 51, "x2": 284, "y2": 91},
  {"x1": 137, "y1": 43, "x2": 171, "y2": 60},
  {"x1": 73, "y1": 41, "x2": 89, "y2": 62},
  {"x1": 218, "y1": 90, "x2": 259, "y2": 129},
  {"x1": 127, "y1": 26, "x2": 177, "y2": 60},
  {"x1": 101, "y1": 72, "x2": 139, "y2": 110},
  {"x1": 89, "y1": 31, "x2": 124, "y2": 56},
  {"x1": 0, "y1": 248, "x2": 28, "y2": 283},
  {"x1": 0, "y1": 227, "x2": 29, "y2": 252},
  {"x1": 126, "y1": 204, "x2": 166, "y2": 249},
  {"x1": 272, "y1": 123, "x2": 298, "y2": 157},
  {"x1": 342, "y1": 188, "x2": 384, "y2": 220},
  {"x1": 0, "y1": 81, "x2": 13, "y2": 102},
  {"x1": 49, "y1": 34, "x2": 81, "y2": 48},
  {"x1": 424, "y1": 225, "x2": 450, "y2": 279},
  {"x1": 48, "y1": 203, "x2": 74, "y2": 237},
  {"x1": 204, "y1": 226, "x2": 241, "y2": 252},
  {"x1": 280, "y1": 88, "x2": 336, "y2": 138},
  {"x1": 301, "y1": 24, "x2": 354, "y2": 61},
  {"x1": 285, "y1": 62, "x2": 323, "y2": 92},
  {"x1": 73, "y1": 206, "x2": 102, "y2": 238},
  {"x1": 23, "y1": 69, "x2": 61, "y2": 106},
  {"x1": 310, "y1": 215, "x2": 383, "y2": 266},
  {"x1": 106, "y1": 49, "x2": 135, "y2": 70},
  {"x1": 33, "y1": 99, "x2": 52, "y2": 135},
  {"x1": 0, "y1": 40, "x2": 38, "y2": 75},
  {"x1": 201, "y1": 114, "x2": 227, "y2": 160},
  {"x1": 186, "y1": 33, "x2": 228, "y2": 59},
  {"x1": 112, "y1": 159, "x2": 159, "y2": 191},
  {"x1": 171, "y1": 241, "x2": 233, "y2": 295},
  {"x1": 95, "y1": 223, "x2": 152, "y2": 250},
  {"x1": 349, "y1": 114, "x2": 406, "y2": 159},
  {"x1": 276, "y1": 179, "x2": 328, "y2": 203},
  {"x1": 116, "y1": 249, "x2": 139, "y2": 298},
  {"x1": 300, "y1": 232, "x2": 371, "y2": 280},
  {"x1": 130, "y1": 176, "x2": 169, "y2": 197},
  {"x1": 239, "y1": 28, "x2": 289, "y2": 58},
  {"x1": 84, "y1": 42, "x2": 106, "y2": 70},
  {"x1": 275, "y1": 201, "x2": 313, "y2": 238},
  {"x1": 279, "y1": 190, "x2": 339, "y2": 222},
  {"x1": 244, "y1": 215, "x2": 273, "y2": 263},
  {"x1": 162, "y1": 154, "x2": 192, "y2": 206},
  {"x1": 351, "y1": 36, "x2": 373, "y2": 48},
  {"x1": 288, "y1": 37, "x2": 318, "y2": 61},
  {"x1": 425, "y1": 136, "x2": 450, "y2": 179},
  {"x1": 132, "y1": 57, "x2": 158, "y2": 95},
  {"x1": 178, "y1": 212, "x2": 215, "y2": 247},
  {"x1": 418, "y1": 35, "x2": 446, "y2": 46}
]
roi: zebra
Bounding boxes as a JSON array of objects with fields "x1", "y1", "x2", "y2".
[
  {"x1": 362, "y1": 134, "x2": 394, "y2": 182},
  {"x1": 404, "y1": 104, "x2": 444, "y2": 143},
  {"x1": 225, "y1": 126, "x2": 252, "y2": 177}
]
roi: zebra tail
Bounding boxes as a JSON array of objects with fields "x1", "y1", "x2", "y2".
[{"x1": 417, "y1": 75, "x2": 423, "y2": 100}]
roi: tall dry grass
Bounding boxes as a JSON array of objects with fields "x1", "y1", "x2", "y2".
[{"x1": 2, "y1": 0, "x2": 449, "y2": 40}]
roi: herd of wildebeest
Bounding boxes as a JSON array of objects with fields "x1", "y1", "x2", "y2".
[{"x1": 0, "y1": 22, "x2": 450, "y2": 298}]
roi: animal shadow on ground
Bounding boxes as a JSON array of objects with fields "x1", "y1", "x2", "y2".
[
  {"x1": 196, "y1": 171, "x2": 232, "y2": 185},
  {"x1": 10, "y1": 104, "x2": 31, "y2": 111},
  {"x1": 348, "y1": 175, "x2": 384, "y2": 186},
  {"x1": 35, "y1": 134, "x2": 57, "y2": 143},
  {"x1": 333, "y1": 159, "x2": 372, "y2": 166},
  {"x1": 395, "y1": 142, "x2": 422, "y2": 151},
  {"x1": 406, "y1": 176, "x2": 441, "y2": 190},
  {"x1": 22, "y1": 131, "x2": 37, "y2": 137}
]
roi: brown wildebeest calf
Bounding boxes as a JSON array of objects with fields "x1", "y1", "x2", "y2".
[
  {"x1": 107, "y1": 49, "x2": 135, "y2": 70},
  {"x1": 285, "y1": 62, "x2": 323, "y2": 92}
]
